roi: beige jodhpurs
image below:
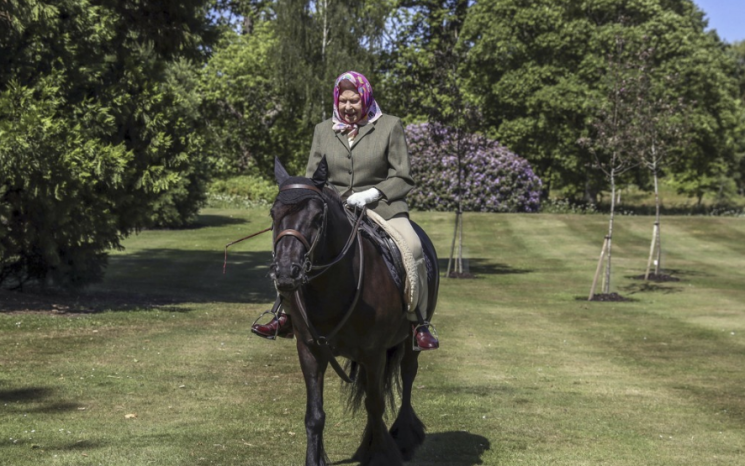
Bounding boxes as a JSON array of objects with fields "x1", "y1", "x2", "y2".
[{"x1": 387, "y1": 214, "x2": 428, "y2": 322}]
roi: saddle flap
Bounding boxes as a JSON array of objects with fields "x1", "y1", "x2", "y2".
[{"x1": 347, "y1": 208, "x2": 419, "y2": 309}]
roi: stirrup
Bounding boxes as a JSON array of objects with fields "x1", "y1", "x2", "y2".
[
  {"x1": 412, "y1": 321, "x2": 439, "y2": 352},
  {"x1": 251, "y1": 309, "x2": 282, "y2": 340}
]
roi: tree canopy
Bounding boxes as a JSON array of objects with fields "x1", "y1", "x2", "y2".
[
  {"x1": 2, "y1": 0, "x2": 744, "y2": 289},
  {"x1": 0, "y1": 0, "x2": 214, "y2": 288},
  {"x1": 461, "y1": 0, "x2": 742, "y2": 202}
]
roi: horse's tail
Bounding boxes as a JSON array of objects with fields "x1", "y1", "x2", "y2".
[{"x1": 343, "y1": 342, "x2": 404, "y2": 416}]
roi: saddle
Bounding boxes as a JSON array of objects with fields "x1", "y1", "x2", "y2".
[{"x1": 344, "y1": 208, "x2": 408, "y2": 300}]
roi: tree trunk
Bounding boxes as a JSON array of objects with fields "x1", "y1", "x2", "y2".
[{"x1": 320, "y1": 0, "x2": 329, "y2": 121}]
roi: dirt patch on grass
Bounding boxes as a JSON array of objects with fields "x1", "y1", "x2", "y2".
[
  {"x1": 0, "y1": 289, "x2": 181, "y2": 315},
  {"x1": 588, "y1": 292, "x2": 634, "y2": 302}
]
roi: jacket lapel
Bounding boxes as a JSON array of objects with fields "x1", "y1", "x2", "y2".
[
  {"x1": 353, "y1": 121, "x2": 376, "y2": 146},
  {"x1": 335, "y1": 130, "x2": 350, "y2": 149}
]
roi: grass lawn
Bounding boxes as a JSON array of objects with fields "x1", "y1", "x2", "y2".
[{"x1": 2, "y1": 208, "x2": 744, "y2": 465}]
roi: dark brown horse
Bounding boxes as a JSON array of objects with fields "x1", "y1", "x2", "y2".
[{"x1": 269, "y1": 157, "x2": 438, "y2": 466}]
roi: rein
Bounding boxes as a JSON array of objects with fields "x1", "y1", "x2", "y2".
[
  {"x1": 223, "y1": 226, "x2": 273, "y2": 275},
  {"x1": 273, "y1": 183, "x2": 367, "y2": 383}
]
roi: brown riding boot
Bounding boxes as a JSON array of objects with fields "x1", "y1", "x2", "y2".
[
  {"x1": 251, "y1": 312, "x2": 294, "y2": 339},
  {"x1": 413, "y1": 323, "x2": 439, "y2": 351}
]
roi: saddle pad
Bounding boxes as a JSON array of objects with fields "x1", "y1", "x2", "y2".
[{"x1": 364, "y1": 209, "x2": 418, "y2": 311}]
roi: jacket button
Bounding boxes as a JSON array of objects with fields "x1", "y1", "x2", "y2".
[
  {"x1": 347, "y1": 170, "x2": 352, "y2": 174},
  {"x1": 347, "y1": 154, "x2": 351, "y2": 159}
]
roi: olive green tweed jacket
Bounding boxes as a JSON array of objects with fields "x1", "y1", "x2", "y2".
[{"x1": 305, "y1": 114, "x2": 415, "y2": 220}]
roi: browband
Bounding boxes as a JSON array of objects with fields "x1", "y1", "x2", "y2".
[{"x1": 280, "y1": 183, "x2": 324, "y2": 195}]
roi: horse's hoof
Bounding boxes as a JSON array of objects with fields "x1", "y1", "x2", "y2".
[{"x1": 390, "y1": 411, "x2": 426, "y2": 460}]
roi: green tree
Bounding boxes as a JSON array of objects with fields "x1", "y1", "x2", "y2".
[
  {"x1": 380, "y1": 0, "x2": 475, "y2": 277},
  {"x1": 201, "y1": 0, "x2": 391, "y2": 177},
  {"x1": 200, "y1": 20, "x2": 281, "y2": 176},
  {"x1": 462, "y1": 0, "x2": 741, "y2": 203},
  {"x1": 728, "y1": 41, "x2": 745, "y2": 196},
  {"x1": 581, "y1": 37, "x2": 643, "y2": 299},
  {"x1": 271, "y1": 0, "x2": 390, "y2": 171},
  {"x1": 0, "y1": 0, "x2": 214, "y2": 289}
]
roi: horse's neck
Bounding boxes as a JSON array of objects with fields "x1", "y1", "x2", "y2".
[{"x1": 319, "y1": 204, "x2": 354, "y2": 261}]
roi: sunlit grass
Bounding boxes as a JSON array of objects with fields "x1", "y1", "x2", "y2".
[{"x1": 2, "y1": 208, "x2": 744, "y2": 465}]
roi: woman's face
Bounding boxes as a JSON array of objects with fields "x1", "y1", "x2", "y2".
[{"x1": 338, "y1": 89, "x2": 363, "y2": 124}]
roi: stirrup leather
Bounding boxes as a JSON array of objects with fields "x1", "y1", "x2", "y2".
[{"x1": 412, "y1": 321, "x2": 439, "y2": 352}]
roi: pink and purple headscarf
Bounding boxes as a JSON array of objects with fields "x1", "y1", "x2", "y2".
[{"x1": 332, "y1": 71, "x2": 383, "y2": 137}]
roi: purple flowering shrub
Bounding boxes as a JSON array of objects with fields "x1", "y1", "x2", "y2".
[{"x1": 406, "y1": 123, "x2": 542, "y2": 212}]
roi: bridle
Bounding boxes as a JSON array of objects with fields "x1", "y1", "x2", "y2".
[
  {"x1": 272, "y1": 184, "x2": 328, "y2": 281},
  {"x1": 273, "y1": 183, "x2": 367, "y2": 383},
  {"x1": 272, "y1": 183, "x2": 365, "y2": 282}
]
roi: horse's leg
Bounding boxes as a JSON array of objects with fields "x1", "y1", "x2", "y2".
[
  {"x1": 297, "y1": 340, "x2": 330, "y2": 466},
  {"x1": 390, "y1": 340, "x2": 426, "y2": 460},
  {"x1": 352, "y1": 354, "x2": 403, "y2": 466}
]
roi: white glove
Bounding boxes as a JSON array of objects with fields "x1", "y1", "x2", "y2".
[{"x1": 346, "y1": 188, "x2": 382, "y2": 208}]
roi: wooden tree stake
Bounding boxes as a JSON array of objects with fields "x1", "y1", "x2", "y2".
[
  {"x1": 589, "y1": 236, "x2": 610, "y2": 301},
  {"x1": 644, "y1": 222, "x2": 659, "y2": 280}
]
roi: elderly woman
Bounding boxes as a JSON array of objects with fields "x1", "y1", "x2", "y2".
[{"x1": 252, "y1": 71, "x2": 438, "y2": 350}]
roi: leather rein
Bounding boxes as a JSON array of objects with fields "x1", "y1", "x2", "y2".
[{"x1": 274, "y1": 183, "x2": 366, "y2": 383}]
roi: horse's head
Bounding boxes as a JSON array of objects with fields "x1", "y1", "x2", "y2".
[{"x1": 270, "y1": 157, "x2": 332, "y2": 292}]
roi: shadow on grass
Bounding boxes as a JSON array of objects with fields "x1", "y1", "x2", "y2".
[
  {"x1": 662, "y1": 268, "x2": 712, "y2": 278},
  {"x1": 104, "y1": 249, "x2": 276, "y2": 303},
  {"x1": 437, "y1": 258, "x2": 532, "y2": 277},
  {"x1": 53, "y1": 439, "x2": 104, "y2": 451},
  {"x1": 0, "y1": 385, "x2": 86, "y2": 414},
  {"x1": 574, "y1": 294, "x2": 638, "y2": 302},
  {"x1": 621, "y1": 282, "x2": 683, "y2": 295},
  {"x1": 411, "y1": 431, "x2": 491, "y2": 466},
  {"x1": 0, "y1": 386, "x2": 54, "y2": 402},
  {"x1": 1, "y1": 249, "x2": 277, "y2": 314},
  {"x1": 3, "y1": 253, "x2": 533, "y2": 314},
  {"x1": 332, "y1": 430, "x2": 490, "y2": 466},
  {"x1": 151, "y1": 213, "x2": 250, "y2": 230}
]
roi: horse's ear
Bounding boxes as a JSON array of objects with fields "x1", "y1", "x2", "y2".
[
  {"x1": 274, "y1": 157, "x2": 290, "y2": 185},
  {"x1": 311, "y1": 156, "x2": 328, "y2": 189}
]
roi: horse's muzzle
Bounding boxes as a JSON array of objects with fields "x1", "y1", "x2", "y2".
[{"x1": 270, "y1": 261, "x2": 305, "y2": 291}]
